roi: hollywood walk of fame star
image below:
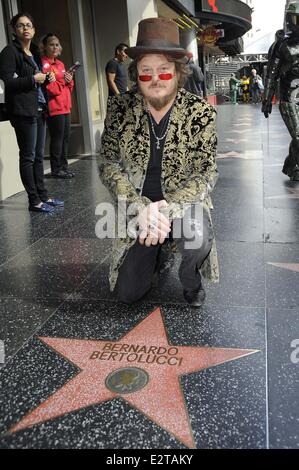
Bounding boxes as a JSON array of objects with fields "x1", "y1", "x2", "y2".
[
  {"x1": 264, "y1": 163, "x2": 283, "y2": 168},
  {"x1": 268, "y1": 145, "x2": 287, "y2": 149},
  {"x1": 270, "y1": 133, "x2": 290, "y2": 139},
  {"x1": 265, "y1": 188, "x2": 299, "y2": 200},
  {"x1": 268, "y1": 263, "x2": 299, "y2": 273},
  {"x1": 227, "y1": 130, "x2": 248, "y2": 135},
  {"x1": 217, "y1": 151, "x2": 263, "y2": 160},
  {"x1": 8, "y1": 308, "x2": 258, "y2": 449},
  {"x1": 224, "y1": 138, "x2": 249, "y2": 144},
  {"x1": 217, "y1": 151, "x2": 243, "y2": 159},
  {"x1": 267, "y1": 128, "x2": 288, "y2": 133}
]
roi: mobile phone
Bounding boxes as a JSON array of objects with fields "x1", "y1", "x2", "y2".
[{"x1": 67, "y1": 61, "x2": 81, "y2": 73}]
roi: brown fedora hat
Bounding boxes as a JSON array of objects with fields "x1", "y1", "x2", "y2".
[{"x1": 125, "y1": 18, "x2": 189, "y2": 59}]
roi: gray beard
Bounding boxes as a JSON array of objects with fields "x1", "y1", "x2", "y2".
[{"x1": 141, "y1": 86, "x2": 178, "y2": 111}]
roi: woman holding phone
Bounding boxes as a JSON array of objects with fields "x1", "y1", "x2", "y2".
[
  {"x1": 0, "y1": 13, "x2": 63, "y2": 212},
  {"x1": 41, "y1": 33, "x2": 75, "y2": 179}
]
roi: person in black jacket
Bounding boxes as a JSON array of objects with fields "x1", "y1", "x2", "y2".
[
  {"x1": 0, "y1": 12, "x2": 63, "y2": 212},
  {"x1": 184, "y1": 52, "x2": 205, "y2": 98}
]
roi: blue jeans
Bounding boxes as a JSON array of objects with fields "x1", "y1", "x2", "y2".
[
  {"x1": 252, "y1": 88, "x2": 260, "y2": 103},
  {"x1": 10, "y1": 112, "x2": 48, "y2": 206}
]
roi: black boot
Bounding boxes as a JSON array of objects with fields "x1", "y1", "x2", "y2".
[
  {"x1": 290, "y1": 169, "x2": 299, "y2": 181},
  {"x1": 282, "y1": 157, "x2": 299, "y2": 181},
  {"x1": 183, "y1": 287, "x2": 206, "y2": 308}
]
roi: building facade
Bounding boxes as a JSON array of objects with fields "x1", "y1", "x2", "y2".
[
  {"x1": 243, "y1": 0, "x2": 286, "y2": 54},
  {"x1": 0, "y1": 0, "x2": 251, "y2": 201}
]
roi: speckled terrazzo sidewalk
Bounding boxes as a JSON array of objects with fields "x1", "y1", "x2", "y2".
[{"x1": 0, "y1": 104, "x2": 298, "y2": 449}]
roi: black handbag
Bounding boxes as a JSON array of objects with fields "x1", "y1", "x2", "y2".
[{"x1": 0, "y1": 103, "x2": 9, "y2": 122}]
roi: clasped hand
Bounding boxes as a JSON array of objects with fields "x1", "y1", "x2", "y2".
[
  {"x1": 47, "y1": 71, "x2": 56, "y2": 83},
  {"x1": 137, "y1": 200, "x2": 171, "y2": 247},
  {"x1": 64, "y1": 72, "x2": 73, "y2": 83},
  {"x1": 34, "y1": 72, "x2": 47, "y2": 84}
]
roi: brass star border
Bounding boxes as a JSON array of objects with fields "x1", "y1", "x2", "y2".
[{"x1": 8, "y1": 308, "x2": 259, "y2": 448}]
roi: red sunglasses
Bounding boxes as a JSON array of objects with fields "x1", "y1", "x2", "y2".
[{"x1": 138, "y1": 73, "x2": 174, "y2": 82}]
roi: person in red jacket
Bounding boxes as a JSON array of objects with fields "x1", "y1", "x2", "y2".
[{"x1": 41, "y1": 33, "x2": 75, "y2": 178}]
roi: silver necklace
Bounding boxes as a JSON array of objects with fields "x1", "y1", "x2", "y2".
[{"x1": 147, "y1": 108, "x2": 172, "y2": 150}]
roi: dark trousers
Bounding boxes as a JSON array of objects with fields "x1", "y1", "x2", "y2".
[
  {"x1": 10, "y1": 112, "x2": 48, "y2": 206},
  {"x1": 230, "y1": 90, "x2": 237, "y2": 104},
  {"x1": 47, "y1": 114, "x2": 71, "y2": 174},
  {"x1": 280, "y1": 101, "x2": 299, "y2": 176},
  {"x1": 116, "y1": 205, "x2": 214, "y2": 304},
  {"x1": 252, "y1": 88, "x2": 260, "y2": 104}
]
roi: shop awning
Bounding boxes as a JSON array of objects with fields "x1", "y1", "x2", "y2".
[{"x1": 195, "y1": 0, "x2": 252, "y2": 42}]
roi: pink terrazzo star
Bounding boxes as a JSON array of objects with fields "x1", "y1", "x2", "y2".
[
  {"x1": 217, "y1": 151, "x2": 262, "y2": 160},
  {"x1": 268, "y1": 263, "x2": 299, "y2": 273},
  {"x1": 9, "y1": 308, "x2": 258, "y2": 448},
  {"x1": 224, "y1": 138, "x2": 249, "y2": 144},
  {"x1": 266, "y1": 188, "x2": 299, "y2": 200}
]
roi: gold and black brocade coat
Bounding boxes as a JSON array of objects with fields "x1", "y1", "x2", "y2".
[{"x1": 99, "y1": 88, "x2": 219, "y2": 291}]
